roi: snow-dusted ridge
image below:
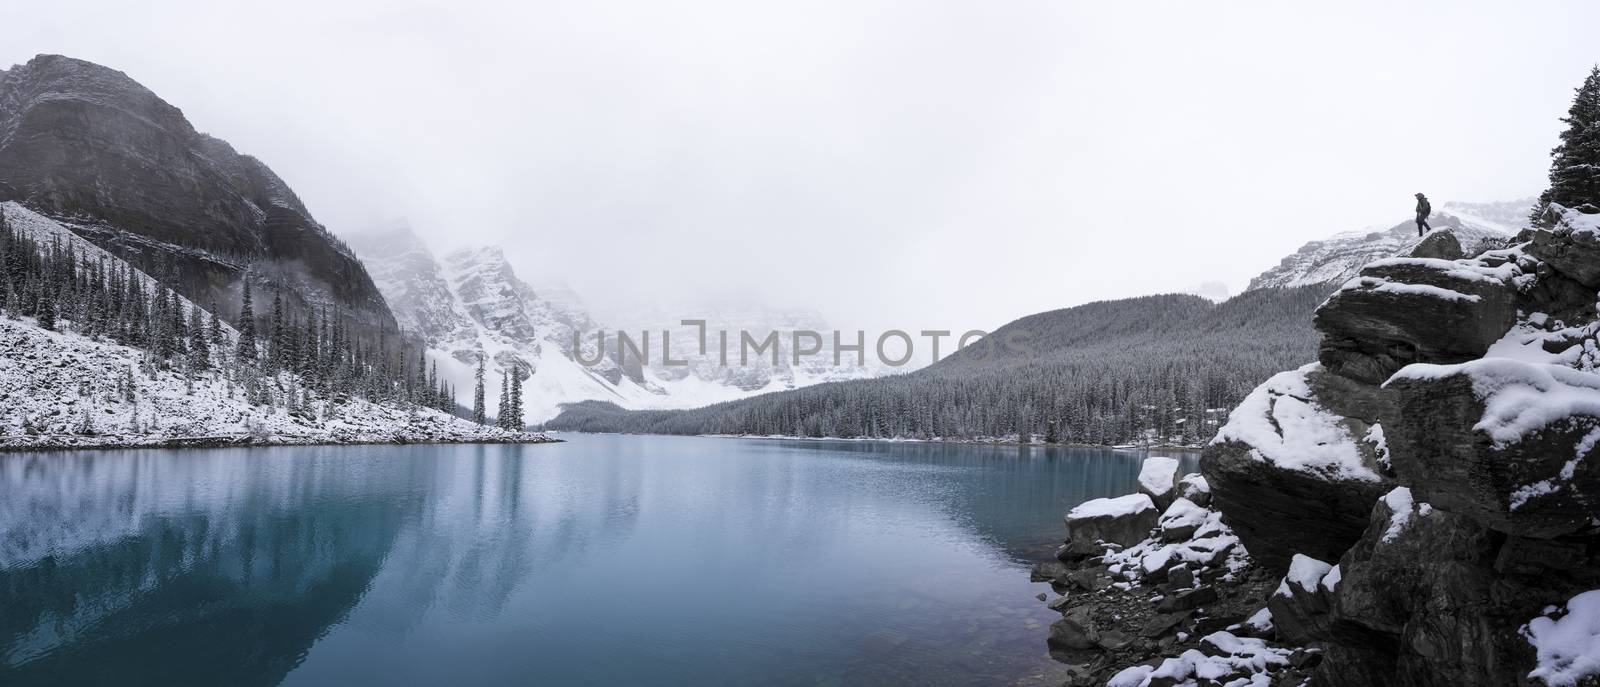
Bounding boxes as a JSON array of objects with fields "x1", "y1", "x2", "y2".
[
  {"x1": 1246, "y1": 201, "x2": 1526, "y2": 291},
  {"x1": 0, "y1": 203, "x2": 553, "y2": 451}
]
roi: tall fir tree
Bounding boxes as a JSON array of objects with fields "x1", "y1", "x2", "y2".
[
  {"x1": 1535, "y1": 65, "x2": 1600, "y2": 222},
  {"x1": 236, "y1": 280, "x2": 257, "y2": 361},
  {"x1": 188, "y1": 304, "x2": 210, "y2": 371},
  {"x1": 498, "y1": 370, "x2": 510, "y2": 428},
  {"x1": 270, "y1": 289, "x2": 285, "y2": 370},
  {"x1": 472, "y1": 356, "x2": 487, "y2": 424},
  {"x1": 508, "y1": 370, "x2": 523, "y2": 430}
]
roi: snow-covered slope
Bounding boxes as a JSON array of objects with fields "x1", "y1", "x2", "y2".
[
  {"x1": 352, "y1": 227, "x2": 887, "y2": 424},
  {"x1": 0, "y1": 203, "x2": 546, "y2": 449},
  {"x1": 1247, "y1": 207, "x2": 1519, "y2": 291}
]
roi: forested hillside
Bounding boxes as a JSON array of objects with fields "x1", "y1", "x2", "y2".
[{"x1": 545, "y1": 284, "x2": 1331, "y2": 445}]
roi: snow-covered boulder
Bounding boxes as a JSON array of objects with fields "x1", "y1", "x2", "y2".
[
  {"x1": 1157, "y1": 497, "x2": 1208, "y2": 542},
  {"x1": 1385, "y1": 358, "x2": 1600, "y2": 538},
  {"x1": 1201, "y1": 364, "x2": 1394, "y2": 569},
  {"x1": 1267, "y1": 554, "x2": 1335, "y2": 645},
  {"x1": 1137, "y1": 456, "x2": 1181, "y2": 509},
  {"x1": 1528, "y1": 203, "x2": 1600, "y2": 287},
  {"x1": 1065, "y1": 494, "x2": 1159, "y2": 550},
  {"x1": 1177, "y1": 473, "x2": 1211, "y2": 507},
  {"x1": 1314, "y1": 256, "x2": 1520, "y2": 385}
]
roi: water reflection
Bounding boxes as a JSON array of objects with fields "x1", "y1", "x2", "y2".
[{"x1": 0, "y1": 438, "x2": 1194, "y2": 686}]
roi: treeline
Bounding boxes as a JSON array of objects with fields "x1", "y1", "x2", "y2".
[
  {"x1": 0, "y1": 210, "x2": 464, "y2": 418},
  {"x1": 546, "y1": 286, "x2": 1332, "y2": 446}
]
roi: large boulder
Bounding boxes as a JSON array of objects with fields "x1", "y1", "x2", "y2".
[
  {"x1": 1137, "y1": 456, "x2": 1182, "y2": 509},
  {"x1": 1065, "y1": 494, "x2": 1159, "y2": 550},
  {"x1": 1527, "y1": 204, "x2": 1600, "y2": 287},
  {"x1": 1314, "y1": 256, "x2": 1520, "y2": 385},
  {"x1": 1266, "y1": 554, "x2": 1336, "y2": 645},
  {"x1": 1202, "y1": 364, "x2": 1394, "y2": 570},
  {"x1": 1407, "y1": 229, "x2": 1463, "y2": 260},
  {"x1": 1384, "y1": 358, "x2": 1600, "y2": 538},
  {"x1": 1313, "y1": 487, "x2": 1588, "y2": 687}
]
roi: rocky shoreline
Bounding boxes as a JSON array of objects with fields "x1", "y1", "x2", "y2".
[{"x1": 1039, "y1": 209, "x2": 1600, "y2": 686}]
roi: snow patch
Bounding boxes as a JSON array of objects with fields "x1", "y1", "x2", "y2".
[
  {"x1": 1213, "y1": 364, "x2": 1381, "y2": 482},
  {"x1": 1525, "y1": 589, "x2": 1600, "y2": 687}
]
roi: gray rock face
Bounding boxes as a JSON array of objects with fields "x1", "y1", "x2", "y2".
[
  {"x1": 1385, "y1": 361, "x2": 1600, "y2": 538},
  {"x1": 0, "y1": 54, "x2": 394, "y2": 333},
  {"x1": 1314, "y1": 258, "x2": 1519, "y2": 385},
  {"x1": 1315, "y1": 492, "x2": 1559, "y2": 687},
  {"x1": 1529, "y1": 224, "x2": 1600, "y2": 287},
  {"x1": 1406, "y1": 230, "x2": 1463, "y2": 260}
]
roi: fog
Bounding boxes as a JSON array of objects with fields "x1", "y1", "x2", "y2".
[{"x1": 6, "y1": 0, "x2": 1597, "y2": 332}]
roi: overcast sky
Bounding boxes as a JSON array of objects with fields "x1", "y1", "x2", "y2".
[{"x1": 6, "y1": 0, "x2": 1597, "y2": 333}]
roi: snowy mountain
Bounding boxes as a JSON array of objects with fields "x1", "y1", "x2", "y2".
[
  {"x1": 0, "y1": 54, "x2": 395, "y2": 335},
  {"x1": 1246, "y1": 206, "x2": 1520, "y2": 291},
  {"x1": 351, "y1": 226, "x2": 887, "y2": 424},
  {"x1": 0, "y1": 202, "x2": 544, "y2": 449}
]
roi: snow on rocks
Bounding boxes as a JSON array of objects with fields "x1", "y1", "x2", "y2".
[
  {"x1": 1528, "y1": 203, "x2": 1600, "y2": 288},
  {"x1": 1269, "y1": 554, "x2": 1336, "y2": 645},
  {"x1": 1315, "y1": 248, "x2": 1521, "y2": 386},
  {"x1": 1158, "y1": 497, "x2": 1209, "y2": 542},
  {"x1": 1525, "y1": 589, "x2": 1600, "y2": 687},
  {"x1": 1203, "y1": 364, "x2": 1394, "y2": 569},
  {"x1": 1385, "y1": 358, "x2": 1600, "y2": 538},
  {"x1": 1178, "y1": 473, "x2": 1211, "y2": 507},
  {"x1": 1211, "y1": 364, "x2": 1380, "y2": 482},
  {"x1": 1106, "y1": 632, "x2": 1293, "y2": 687},
  {"x1": 1065, "y1": 493, "x2": 1159, "y2": 550},
  {"x1": 1138, "y1": 456, "x2": 1182, "y2": 509}
]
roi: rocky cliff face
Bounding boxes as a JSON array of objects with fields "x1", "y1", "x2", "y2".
[
  {"x1": 0, "y1": 54, "x2": 394, "y2": 333},
  {"x1": 1199, "y1": 204, "x2": 1600, "y2": 685}
]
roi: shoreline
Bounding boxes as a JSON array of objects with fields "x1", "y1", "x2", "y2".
[
  {"x1": 549, "y1": 430, "x2": 1203, "y2": 453},
  {"x1": 0, "y1": 433, "x2": 562, "y2": 454}
]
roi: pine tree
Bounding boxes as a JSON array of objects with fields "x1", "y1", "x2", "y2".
[
  {"x1": 1535, "y1": 65, "x2": 1600, "y2": 222},
  {"x1": 498, "y1": 370, "x2": 510, "y2": 428},
  {"x1": 270, "y1": 289, "x2": 285, "y2": 370},
  {"x1": 236, "y1": 280, "x2": 257, "y2": 361},
  {"x1": 35, "y1": 290, "x2": 55, "y2": 330},
  {"x1": 508, "y1": 369, "x2": 523, "y2": 430},
  {"x1": 472, "y1": 356, "x2": 487, "y2": 424},
  {"x1": 189, "y1": 305, "x2": 211, "y2": 371}
]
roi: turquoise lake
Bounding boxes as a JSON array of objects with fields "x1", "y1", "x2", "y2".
[{"x1": 0, "y1": 436, "x2": 1198, "y2": 686}]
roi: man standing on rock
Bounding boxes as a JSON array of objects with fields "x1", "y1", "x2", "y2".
[{"x1": 1414, "y1": 193, "x2": 1432, "y2": 236}]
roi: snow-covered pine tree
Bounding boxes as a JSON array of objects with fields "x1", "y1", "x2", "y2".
[
  {"x1": 509, "y1": 370, "x2": 523, "y2": 430},
  {"x1": 270, "y1": 289, "x2": 285, "y2": 370},
  {"x1": 1534, "y1": 65, "x2": 1600, "y2": 222},
  {"x1": 498, "y1": 370, "x2": 510, "y2": 429},
  {"x1": 237, "y1": 280, "x2": 257, "y2": 360},
  {"x1": 189, "y1": 305, "x2": 211, "y2": 371},
  {"x1": 473, "y1": 356, "x2": 487, "y2": 424}
]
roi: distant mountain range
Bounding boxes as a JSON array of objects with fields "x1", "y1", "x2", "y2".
[
  {"x1": 350, "y1": 225, "x2": 885, "y2": 423},
  {"x1": 545, "y1": 202, "x2": 1527, "y2": 441},
  {"x1": 1245, "y1": 200, "x2": 1525, "y2": 291}
]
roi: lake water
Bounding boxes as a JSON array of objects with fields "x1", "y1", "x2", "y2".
[{"x1": 0, "y1": 436, "x2": 1197, "y2": 686}]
